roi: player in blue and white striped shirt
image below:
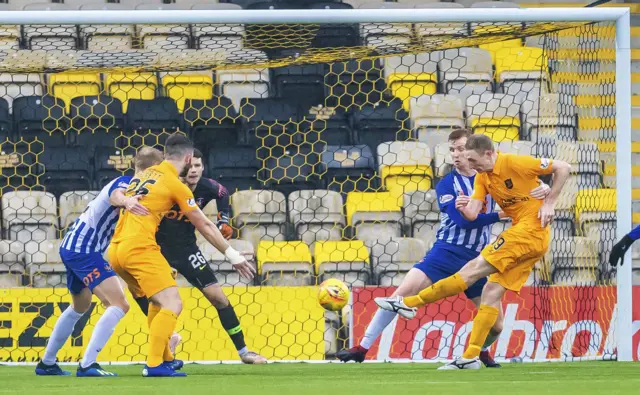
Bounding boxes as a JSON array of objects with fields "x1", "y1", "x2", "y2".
[
  {"x1": 36, "y1": 148, "x2": 164, "y2": 378},
  {"x1": 337, "y1": 129, "x2": 550, "y2": 366}
]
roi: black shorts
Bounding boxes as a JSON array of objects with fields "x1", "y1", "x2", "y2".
[{"x1": 161, "y1": 244, "x2": 218, "y2": 290}]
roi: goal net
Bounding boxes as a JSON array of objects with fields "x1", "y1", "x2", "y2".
[{"x1": 0, "y1": 9, "x2": 631, "y2": 363}]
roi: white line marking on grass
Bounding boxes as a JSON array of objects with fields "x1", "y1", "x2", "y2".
[{"x1": 529, "y1": 371, "x2": 554, "y2": 374}]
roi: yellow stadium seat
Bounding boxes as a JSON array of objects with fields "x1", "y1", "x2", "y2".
[
  {"x1": 49, "y1": 73, "x2": 101, "y2": 111},
  {"x1": 104, "y1": 72, "x2": 158, "y2": 112},
  {"x1": 162, "y1": 73, "x2": 214, "y2": 112},
  {"x1": 381, "y1": 165, "x2": 434, "y2": 200},
  {"x1": 471, "y1": 117, "x2": 520, "y2": 142},
  {"x1": 387, "y1": 73, "x2": 437, "y2": 111},
  {"x1": 315, "y1": 240, "x2": 371, "y2": 285},
  {"x1": 575, "y1": 189, "x2": 616, "y2": 218},
  {"x1": 495, "y1": 47, "x2": 547, "y2": 82},
  {"x1": 345, "y1": 192, "x2": 402, "y2": 226},
  {"x1": 479, "y1": 38, "x2": 523, "y2": 63},
  {"x1": 256, "y1": 241, "x2": 313, "y2": 285}
]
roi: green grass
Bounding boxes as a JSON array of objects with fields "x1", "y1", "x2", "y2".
[{"x1": 1, "y1": 362, "x2": 639, "y2": 395}]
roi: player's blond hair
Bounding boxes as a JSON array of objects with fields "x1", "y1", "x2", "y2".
[
  {"x1": 134, "y1": 147, "x2": 163, "y2": 172},
  {"x1": 465, "y1": 134, "x2": 495, "y2": 153}
]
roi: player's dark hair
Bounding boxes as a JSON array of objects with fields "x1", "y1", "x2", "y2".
[
  {"x1": 448, "y1": 128, "x2": 472, "y2": 142},
  {"x1": 193, "y1": 148, "x2": 203, "y2": 160},
  {"x1": 134, "y1": 147, "x2": 163, "y2": 171},
  {"x1": 465, "y1": 134, "x2": 495, "y2": 153},
  {"x1": 165, "y1": 133, "x2": 194, "y2": 159}
]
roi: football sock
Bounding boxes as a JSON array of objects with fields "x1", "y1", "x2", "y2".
[
  {"x1": 148, "y1": 308, "x2": 178, "y2": 367},
  {"x1": 404, "y1": 274, "x2": 468, "y2": 308},
  {"x1": 463, "y1": 305, "x2": 500, "y2": 360},
  {"x1": 481, "y1": 331, "x2": 500, "y2": 351},
  {"x1": 135, "y1": 297, "x2": 150, "y2": 316},
  {"x1": 360, "y1": 308, "x2": 397, "y2": 350},
  {"x1": 80, "y1": 306, "x2": 125, "y2": 368},
  {"x1": 217, "y1": 305, "x2": 246, "y2": 354},
  {"x1": 147, "y1": 304, "x2": 174, "y2": 361},
  {"x1": 42, "y1": 307, "x2": 84, "y2": 365}
]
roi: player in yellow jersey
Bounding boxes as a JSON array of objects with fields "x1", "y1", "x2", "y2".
[
  {"x1": 375, "y1": 134, "x2": 571, "y2": 369},
  {"x1": 109, "y1": 134, "x2": 255, "y2": 377}
]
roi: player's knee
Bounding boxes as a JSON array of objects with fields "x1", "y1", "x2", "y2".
[
  {"x1": 491, "y1": 318, "x2": 504, "y2": 336},
  {"x1": 168, "y1": 298, "x2": 183, "y2": 315},
  {"x1": 114, "y1": 299, "x2": 130, "y2": 314},
  {"x1": 203, "y1": 286, "x2": 229, "y2": 309}
]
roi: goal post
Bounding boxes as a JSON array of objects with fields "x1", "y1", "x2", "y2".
[{"x1": 0, "y1": 6, "x2": 633, "y2": 363}]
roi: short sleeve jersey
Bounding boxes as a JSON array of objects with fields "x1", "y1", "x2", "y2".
[
  {"x1": 471, "y1": 153, "x2": 553, "y2": 227},
  {"x1": 111, "y1": 160, "x2": 198, "y2": 246}
]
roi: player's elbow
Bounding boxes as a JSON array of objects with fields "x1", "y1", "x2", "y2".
[{"x1": 554, "y1": 160, "x2": 571, "y2": 174}]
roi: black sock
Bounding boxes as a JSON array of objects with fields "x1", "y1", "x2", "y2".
[
  {"x1": 217, "y1": 305, "x2": 246, "y2": 352},
  {"x1": 134, "y1": 297, "x2": 149, "y2": 316}
]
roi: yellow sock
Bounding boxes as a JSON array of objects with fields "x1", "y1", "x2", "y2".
[
  {"x1": 462, "y1": 305, "x2": 500, "y2": 360},
  {"x1": 148, "y1": 308, "x2": 178, "y2": 367},
  {"x1": 163, "y1": 344, "x2": 174, "y2": 362},
  {"x1": 148, "y1": 304, "x2": 161, "y2": 325},
  {"x1": 404, "y1": 273, "x2": 468, "y2": 308}
]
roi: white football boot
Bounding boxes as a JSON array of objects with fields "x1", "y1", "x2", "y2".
[
  {"x1": 374, "y1": 295, "x2": 417, "y2": 319},
  {"x1": 438, "y1": 358, "x2": 482, "y2": 370}
]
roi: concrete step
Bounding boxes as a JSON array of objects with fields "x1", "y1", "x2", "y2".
[{"x1": 604, "y1": 175, "x2": 640, "y2": 189}]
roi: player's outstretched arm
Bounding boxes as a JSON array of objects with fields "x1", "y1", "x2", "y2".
[
  {"x1": 538, "y1": 160, "x2": 571, "y2": 227},
  {"x1": 109, "y1": 189, "x2": 150, "y2": 216},
  {"x1": 445, "y1": 200, "x2": 500, "y2": 229},
  {"x1": 455, "y1": 196, "x2": 484, "y2": 222},
  {"x1": 609, "y1": 225, "x2": 640, "y2": 266},
  {"x1": 183, "y1": 208, "x2": 256, "y2": 280}
]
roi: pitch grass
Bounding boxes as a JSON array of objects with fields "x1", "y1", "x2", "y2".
[{"x1": 0, "y1": 362, "x2": 638, "y2": 395}]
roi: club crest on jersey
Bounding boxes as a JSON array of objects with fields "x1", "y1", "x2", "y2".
[
  {"x1": 504, "y1": 179, "x2": 513, "y2": 189},
  {"x1": 439, "y1": 194, "x2": 454, "y2": 204},
  {"x1": 540, "y1": 158, "x2": 550, "y2": 169},
  {"x1": 187, "y1": 198, "x2": 197, "y2": 207}
]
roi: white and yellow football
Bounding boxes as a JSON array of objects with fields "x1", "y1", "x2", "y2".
[{"x1": 317, "y1": 278, "x2": 350, "y2": 311}]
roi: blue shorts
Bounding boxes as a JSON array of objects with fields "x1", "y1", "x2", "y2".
[
  {"x1": 60, "y1": 248, "x2": 117, "y2": 295},
  {"x1": 413, "y1": 242, "x2": 486, "y2": 299}
]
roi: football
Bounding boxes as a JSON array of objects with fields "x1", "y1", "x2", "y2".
[{"x1": 317, "y1": 278, "x2": 350, "y2": 311}]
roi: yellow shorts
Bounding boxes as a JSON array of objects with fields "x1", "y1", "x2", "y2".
[
  {"x1": 481, "y1": 223, "x2": 550, "y2": 292},
  {"x1": 108, "y1": 240, "x2": 176, "y2": 299}
]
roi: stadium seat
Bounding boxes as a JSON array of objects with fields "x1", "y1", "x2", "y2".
[
  {"x1": 0, "y1": 98, "x2": 10, "y2": 140},
  {"x1": 126, "y1": 97, "x2": 182, "y2": 135},
  {"x1": 2, "y1": 191, "x2": 57, "y2": 243},
  {"x1": 433, "y1": 142, "x2": 453, "y2": 178},
  {"x1": 466, "y1": 93, "x2": 521, "y2": 142},
  {"x1": 367, "y1": 237, "x2": 426, "y2": 286},
  {"x1": 551, "y1": 237, "x2": 600, "y2": 286},
  {"x1": 208, "y1": 146, "x2": 262, "y2": 193},
  {"x1": 384, "y1": 52, "x2": 440, "y2": 110},
  {"x1": 301, "y1": 108, "x2": 353, "y2": 146},
  {"x1": 0, "y1": 140, "x2": 44, "y2": 195},
  {"x1": 315, "y1": 240, "x2": 371, "y2": 286},
  {"x1": 199, "y1": 239, "x2": 257, "y2": 286},
  {"x1": 79, "y1": 3, "x2": 135, "y2": 51},
  {"x1": 216, "y1": 65, "x2": 270, "y2": 110},
  {"x1": 414, "y1": 3, "x2": 467, "y2": 38},
  {"x1": 12, "y1": 95, "x2": 68, "y2": 147},
  {"x1": 263, "y1": 144, "x2": 323, "y2": 196},
  {"x1": 59, "y1": 190, "x2": 100, "y2": 233},
  {"x1": 575, "y1": 188, "x2": 616, "y2": 268},
  {"x1": 162, "y1": 71, "x2": 214, "y2": 112},
  {"x1": 319, "y1": 145, "x2": 379, "y2": 196},
  {"x1": 351, "y1": 99, "x2": 412, "y2": 154},
  {"x1": 184, "y1": 97, "x2": 239, "y2": 151},
  {"x1": 257, "y1": 241, "x2": 314, "y2": 286},
  {"x1": 0, "y1": 73, "x2": 45, "y2": 112},
  {"x1": 495, "y1": 46, "x2": 548, "y2": 102},
  {"x1": 135, "y1": 5, "x2": 190, "y2": 51},
  {"x1": 271, "y1": 63, "x2": 327, "y2": 112},
  {"x1": 402, "y1": 190, "x2": 440, "y2": 247},
  {"x1": 239, "y1": 98, "x2": 298, "y2": 148},
  {"x1": 409, "y1": 94, "x2": 465, "y2": 147},
  {"x1": 325, "y1": 59, "x2": 385, "y2": 109},
  {"x1": 377, "y1": 141, "x2": 433, "y2": 200},
  {"x1": 39, "y1": 146, "x2": 93, "y2": 197},
  {"x1": 288, "y1": 189, "x2": 345, "y2": 245},
  {"x1": 479, "y1": 39, "x2": 523, "y2": 64},
  {"x1": 25, "y1": 239, "x2": 65, "y2": 289},
  {"x1": 521, "y1": 93, "x2": 577, "y2": 141},
  {"x1": 48, "y1": 72, "x2": 102, "y2": 112},
  {"x1": 192, "y1": 4, "x2": 244, "y2": 50},
  {"x1": 541, "y1": 140, "x2": 601, "y2": 179},
  {"x1": 70, "y1": 95, "x2": 125, "y2": 149},
  {"x1": 231, "y1": 190, "x2": 287, "y2": 249},
  {"x1": 104, "y1": 72, "x2": 158, "y2": 112},
  {"x1": 308, "y1": 2, "x2": 358, "y2": 48},
  {"x1": 95, "y1": 149, "x2": 134, "y2": 189},
  {"x1": 0, "y1": 25, "x2": 20, "y2": 51},
  {"x1": 439, "y1": 48, "x2": 493, "y2": 101},
  {"x1": 346, "y1": 191, "x2": 403, "y2": 242},
  {"x1": 23, "y1": 4, "x2": 78, "y2": 50},
  {"x1": 0, "y1": 240, "x2": 25, "y2": 287},
  {"x1": 359, "y1": 3, "x2": 413, "y2": 49}
]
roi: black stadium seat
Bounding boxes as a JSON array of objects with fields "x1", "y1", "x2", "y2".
[
  {"x1": 239, "y1": 98, "x2": 299, "y2": 149},
  {"x1": 183, "y1": 97, "x2": 239, "y2": 153},
  {"x1": 70, "y1": 95, "x2": 125, "y2": 150},
  {"x1": 126, "y1": 97, "x2": 182, "y2": 134},
  {"x1": 262, "y1": 143, "x2": 323, "y2": 195},
  {"x1": 39, "y1": 146, "x2": 92, "y2": 196},
  {"x1": 208, "y1": 146, "x2": 263, "y2": 193},
  {"x1": 325, "y1": 59, "x2": 385, "y2": 109},
  {"x1": 300, "y1": 109, "x2": 354, "y2": 146},
  {"x1": 350, "y1": 99, "x2": 412, "y2": 153},
  {"x1": 94, "y1": 148, "x2": 133, "y2": 189},
  {"x1": 320, "y1": 144, "x2": 379, "y2": 195},
  {"x1": 271, "y1": 63, "x2": 327, "y2": 112},
  {"x1": 13, "y1": 95, "x2": 68, "y2": 147}
]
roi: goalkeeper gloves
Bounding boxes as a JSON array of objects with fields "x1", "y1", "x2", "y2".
[
  {"x1": 217, "y1": 213, "x2": 233, "y2": 240},
  {"x1": 609, "y1": 235, "x2": 634, "y2": 267}
]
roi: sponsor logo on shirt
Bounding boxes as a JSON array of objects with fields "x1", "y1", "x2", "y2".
[
  {"x1": 540, "y1": 158, "x2": 550, "y2": 169},
  {"x1": 505, "y1": 179, "x2": 514, "y2": 189},
  {"x1": 187, "y1": 198, "x2": 197, "y2": 207},
  {"x1": 439, "y1": 194, "x2": 454, "y2": 204}
]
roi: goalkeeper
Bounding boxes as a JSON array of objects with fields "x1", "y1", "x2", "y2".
[
  {"x1": 608, "y1": 225, "x2": 640, "y2": 266},
  {"x1": 134, "y1": 148, "x2": 267, "y2": 364}
]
